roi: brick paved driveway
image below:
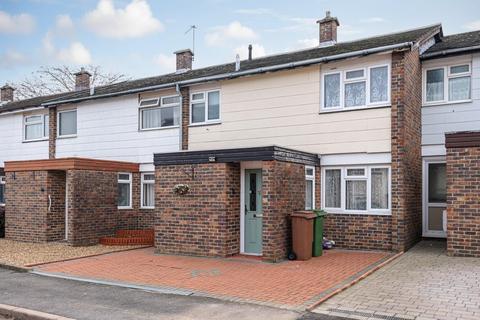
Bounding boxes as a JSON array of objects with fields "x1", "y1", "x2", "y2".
[
  {"x1": 314, "y1": 241, "x2": 480, "y2": 320},
  {"x1": 33, "y1": 248, "x2": 391, "y2": 310}
]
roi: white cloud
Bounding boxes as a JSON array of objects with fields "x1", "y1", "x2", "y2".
[
  {"x1": 83, "y1": 0, "x2": 163, "y2": 39},
  {"x1": 464, "y1": 20, "x2": 480, "y2": 31},
  {"x1": 233, "y1": 43, "x2": 266, "y2": 60},
  {"x1": 0, "y1": 49, "x2": 28, "y2": 68},
  {"x1": 296, "y1": 38, "x2": 318, "y2": 49},
  {"x1": 361, "y1": 17, "x2": 386, "y2": 23},
  {"x1": 154, "y1": 53, "x2": 176, "y2": 73},
  {"x1": 55, "y1": 14, "x2": 75, "y2": 35},
  {"x1": 57, "y1": 42, "x2": 92, "y2": 65},
  {"x1": 0, "y1": 11, "x2": 35, "y2": 34},
  {"x1": 206, "y1": 21, "x2": 257, "y2": 46},
  {"x1": 235, "y1": 8, "x2": 274, "y2": 15}
]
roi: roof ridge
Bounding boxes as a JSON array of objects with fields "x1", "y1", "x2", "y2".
[{"x1": 441, "y1": 29, "x2": 480, "y2": 38}]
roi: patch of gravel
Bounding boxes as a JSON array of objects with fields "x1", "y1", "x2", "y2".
[{"x1": 0, "y1": 239, "x2": 145, "y2": 267}]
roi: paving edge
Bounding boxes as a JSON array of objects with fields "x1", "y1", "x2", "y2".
[
  {"x1": 0, "y1": 263, "x2": 31, "y2": 273},
  {"x1": 0, "y1": 303, "x2": 75, "y2": 320},
  {"x1": 305, "y1": 251, "x2": 404, "y2": 311},
  {"x1": 24, "y1": 246, "x2": 152, "y2": 268}
]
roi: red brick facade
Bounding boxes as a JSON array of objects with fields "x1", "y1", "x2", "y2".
[{"x1": 446, "y1": 136, "x2": 480, "y2": 257}]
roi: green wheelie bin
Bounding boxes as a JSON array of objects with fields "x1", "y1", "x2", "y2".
[{"x1": 312, "y1": 210, "x2": 327, "y2": 257}]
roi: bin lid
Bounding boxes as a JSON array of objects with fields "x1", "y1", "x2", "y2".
[
  {"x1": 313, "y1": 209, "x2": 328, "y2": 217},
  {"x1": 291, "y1": 211, "x2": 317, "y2": 219}
]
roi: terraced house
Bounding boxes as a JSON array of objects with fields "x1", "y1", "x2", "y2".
[{"x1": 0, "y1": 13, "x2": 479, "y2": 261}]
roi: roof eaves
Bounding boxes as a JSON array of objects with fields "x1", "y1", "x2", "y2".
[{"x1": 421, "y1": 44, "x2": 480, "y2": 59}]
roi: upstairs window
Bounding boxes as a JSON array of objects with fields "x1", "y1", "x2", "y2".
[
  {"x1": 24, "y1": 114, "x2": 49, "y2": 141},
  {"x1": 191, "y1": 90, "x2": 220, "y2": 124},
  {"x1": 0, "y1": 176, "x2": 5, "y2": 206},
  {"x1": 58, "y1": 109, "x2": 77, "y2": 137},
  {"x1": 322, "y1": 65, "x2": 389, "y2": 111},
  {"x1": 424, "y1": 64, "x2": 471, "y2": 104},
  {"x1": 140, "y1": 95, "x2": 180, "y2": 130}
]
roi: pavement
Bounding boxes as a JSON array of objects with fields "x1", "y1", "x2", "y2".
[
  {"x1": 0, "y1": 268, "x2": 348, "y2": 320},
  {"x1": 313, "y1": 240, "x2": 480, "y2": 320},
  {"x1": 32, "y1": 247, "x2": 391, "y2": 310}
]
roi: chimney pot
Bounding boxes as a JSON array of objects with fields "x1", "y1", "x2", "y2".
[
  {"x1": 74, "y1": 67, "x2": 92, "y2": 91},
  {"x1": 248, "y1": 44, "x2": 253, "y2": 60},
  {"x1": 1, "y1": 84, "x2": 15, "y2": 102},
  {"x1": 316, "y1": 11, "x2": 340, "y2": 45},
  {"x1": 174, "y1": 49, "x2": 194, "y2": 72}
]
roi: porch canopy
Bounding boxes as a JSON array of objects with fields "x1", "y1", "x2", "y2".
[{"x1": 4, "y1": 157, "x2": 139, "y2": 172}]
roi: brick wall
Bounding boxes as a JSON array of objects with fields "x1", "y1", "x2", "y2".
[
  {"x1": 155, "y1": 163, "x2": 241, "y2": 257},
  {"x1": 390, "y1": 48, "x2": 423, "y2": 252},
  {"x1": 0, "y1": 168, "x2": 4, "y2": 237},
  {"x1": 446, "y1": 146, "x2": 480, "y2": 257},
  {"x1": 262, "y1": 161, "x2": 306, "y2": 261}
]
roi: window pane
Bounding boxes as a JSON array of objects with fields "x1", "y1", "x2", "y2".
[
  {"x1": 305, "y1": 180, "x2": 313, "y2": 210},
  {"x1": 142, "y1": 108, "x2": 161, "y2": 129},
  {"x1": 347, "y1": 168, "x2": 365, "y2": 176},
  {"x1": 59, "y1": 111, "x2": 77, "y2": 136},
  {"x1": 161, "y1": 107, "x2": 175, "y2": 127},
  {"x1": 371, "y1": 168, "x2": 389, "y2": 209},
  {"x1": 139, "y1": 98, "x2": 159, "y2": 107},
  {"x1": 325, "y1": 169, "x2": 341, "y2": 208},
  {"x1": 450, "y1": 65, "x2": 469, "y2": 74},
  {"x1": 118, "y1": 183, "x2": 130, "y2": 207},
  {"x1": 25, "y1": 115, "x2": 42, "y2": 123},
  {"x1": 143, "y1": 174, "x2": 155, "y2": 181},
  {"x1": 324, "y1": 73, "x2": 340, "y2": 108},
  {"x1": 249, "y1": 173, "x2": 257, "y2": 211},
  {"x1": 345, "y1": 82, "x2": 366, "y2": 107},
  {"x1": 346, "y1": 180, "x2": 367, "y2": 210},
  {"x1": 449, "y1": 76, "x2": 470, "y2": 101},
  {"x1": 25, "y1": 123, "x2": 43, "y2": 140},
  {"x1": 0, "y1": 182, "x2": 4, "y2": 204},
  {"x1": 44, "y1": 114, "x2": 49, "y2": 137},
  {"x1": 118, "y1": 173, "x2": 130, "y2": 181},
  {"x1": 370, "y1": 66, "x2": 388, "y2": 103},
  {"x1": 426, "y1": 69, "x2": 444, "y2": 102},
  {"x1": 192, "y1": 102, "x2": 205, "y2": 123},
  {"x1": 142, "y1": 183, "x2": 155, "y2": 207},
  {"x1": 192, "y1": 93, "x2": 204, "y2": 100},
  {"x1": 306, "y1": 168, "x2": 314, "y2": 176},
  {"x1": 208, "y1": 91, "x2": 220, "y2": 120},
  {"x1": 346, "y1": 70, "x2": 364, "y2": 79},
  {"x1": 162, "y1": 96, "x2": 180, "y2": 105},
  {"x1": 428, "y1": 163, "x2": 446, "y2": 203}
]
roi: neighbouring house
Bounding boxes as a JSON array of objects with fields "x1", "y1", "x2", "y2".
[{"x1": 0, "y1": 12, "x2": 479, "y2": 259}]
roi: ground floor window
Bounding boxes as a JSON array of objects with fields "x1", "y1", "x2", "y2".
[
  {"x1": 141, "y1": 173, "x2": 155, "y2": 209},
  {"x1": 0, "y1": 176, "x2": 5, "y2": 205},
  {"x1": 118, "y1": 173, "x2": 132, "y2": 209},
  {"x1": 305, "y1": 166, "x2": 315, "y2": 210},
  {"x1": 322, "y1": 165, "x2": 390, "y2": 214}
]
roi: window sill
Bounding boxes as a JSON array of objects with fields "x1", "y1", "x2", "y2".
[
  {"x1": 323, "y1": 209, "x2": 391, "y2": 216},
  {"x1": 319, "y1": 104, "x2": 390, "y2": 114},
  {"x1": 422, "y1": 99, "x2": 473, "y2": 107},
  {"x1": 57, "y1": 134, "x2": 77, "y2": 139},
  {"x1": 140, "y1": 207, "x2": 155, "y2": 210},
  {"x1": 22, "y1": 138, "x2": 49, "y2": 143},
  {"x1": 139, "y1": 125, "x2": 179, "y2": 132},
  {"x1": 117, "y1": 206, "x2": 132, "y2": 210},
  {"x1": 189, "y1": 121, "x2": 222, "y2": 128}
]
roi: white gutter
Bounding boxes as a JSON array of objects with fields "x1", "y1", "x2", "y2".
[
  {"x1": 0, "y1": 106, "x2": 46, "y2": 116},
  {"x1": 42, "y1": 42, "x2": 413, "y2": 106},
  {"x1": 421, "y1": 45, "x2": 480, "y2": 59}
]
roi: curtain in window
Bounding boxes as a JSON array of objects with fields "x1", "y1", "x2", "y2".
[
  {"x1": 192, "y1": 102, "x2": 205, "y2": 123},
  {"x1": 370, "y1": 66, "x2": 388, "y2": 102},
  {"x1": 324, "y1": 74, "x2": 340, "y2": 108},
  {"x1": 371, "y1": 168, "x2": 388, "y2": 209},
  {"x1": 305, "y1": 180, "x2": 313, "y2": 210},
  {"x1": 345, "y1": 82, "x2": 366, "y2": 107},
  {"x1": 25, "y1": 123, "x2": 43, "y2": 140},
  {"x1": 0, "y1": 183, "x2": 4, "y2": 204},
  {"x1": 142, "y1": 108, "x2": 162, "y2": 129},
  {"x1": 208, "y1": 91, "x2": 220, "y2": 120},
  {"x1": 325, "y1": 169, "x2": 341, "y2": 208},
  {"x1": 346, "y1": 180, "x2": 367, "y2": 210},
  {"x1": 118, "y1": 183, "x2": 130, "y2": 207},
  {"x1": 449, "y1": 76, "x2": 470, "y2": 101},
  {"x1": 426, "y1": 69, "x2": 444, "y2": 101},
  {"x1": 143, "y1": 183, "x2": 155, "y2": 207}
]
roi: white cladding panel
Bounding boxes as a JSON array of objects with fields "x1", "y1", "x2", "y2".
[
  {"x1": 189, "y1": 56, "x2": 392, "y2": 155},
  {"x1": 422, "y1": 53, "x2": 480, "y2": 156},
  {"x1": 0, "y1": 111, "x2": 49, "y2": 167},
  {"x1": 55, "y1": 94, "x2": 180, "y2": 164}
]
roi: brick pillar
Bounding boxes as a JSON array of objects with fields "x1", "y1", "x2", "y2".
[
  {"x1": 1, "y1": 85, "x2": 14, "y2": 102},
  {"x1": 316, "y1": 11, "x2": 339, "y2": 44},
  {"x1": 390, "y1": 48, "x2": 423, "y2": 252},
  {"x1": 49, "y1": 107, "x2": 57, "y2": 159},
  {"x1": 180, "y1": 87, "x2": 190, "y2": 150}
]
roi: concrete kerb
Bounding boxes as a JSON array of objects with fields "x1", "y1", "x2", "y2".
[{"x1": 0, "y1": 303, "x2": 75, "y2": 320}]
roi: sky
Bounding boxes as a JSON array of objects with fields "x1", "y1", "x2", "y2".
[{"x1": 1, "y1": 0, "x2": 479, "y2": 85}]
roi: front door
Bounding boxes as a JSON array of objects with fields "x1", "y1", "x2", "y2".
[
  {"x1": 244, "y1": 169, "x2": 263, "y2": 254},
  {"x1": 423, "y1": 160, "x2": 447, "y2": 238}
]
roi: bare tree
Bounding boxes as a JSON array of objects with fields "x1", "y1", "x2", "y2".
[{"x1": 14, "y1": 65, "x2": 129, "y2": 100}]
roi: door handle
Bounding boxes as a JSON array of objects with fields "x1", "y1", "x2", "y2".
[{"x1": 254, "y1": 214, "x2": 263, "y2": 218}]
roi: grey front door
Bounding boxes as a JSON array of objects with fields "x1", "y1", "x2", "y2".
[
  {"x1": 424, "y1": 161, "x2": 447, "y2": 238},
  {"x1": 244, "y1": 169, "x2": 263, "y2": 254}
]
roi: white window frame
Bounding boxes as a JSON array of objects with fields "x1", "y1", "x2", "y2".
[
  {"x1": 57, "y1": 109, "x2": 77, "y2": 138},
  {"x1": 0, "y1": 176, "x2": 5, "y2": 206},
  {"x1": 139, "y1": 95, "x2": 180, "y2": 131},
  {"x1": 305, "y1": 166, "x2": 316, "y2": 210},
  {"x1": 321, "y1": 64, "x2": 391, "y2": 112},
  {"x1": 321, "y1": 165, "x2": 391, "y2": 215},
  {"x1": 190, "y1": 89, "x2": 221, "y2": 125},
  {"x1": 423, "y1": 63, "x2": 472, "y2": 105},
  {"x1": 139, "y1": 97, "x2": 160, "y2": 108},
  {"x1": 23, "y1": 114, "x2": 49, "y2": 142},
  {"x1": 140, "y1": 172, "x2": 155, "y2": 209},
  {"x1": 117, "y1": 172, "x2": 132, "y2": 209}
]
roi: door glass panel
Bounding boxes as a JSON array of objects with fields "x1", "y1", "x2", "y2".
[
  {"x1": 249, "y1": 173, "x2": 257, "y2": 211},
  {"x1": 428, "y1": 206, "x2": 445, "y2": 231},
  {"x1": 428, "y1": 163, "x2": 446, "y2": 203}
]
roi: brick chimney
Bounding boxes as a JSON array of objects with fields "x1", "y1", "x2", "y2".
[
  {"x1": 1, "y1": 84, "x2": 14, "y2": 102},
  {"x1": 317, "y1": 11, "x2": 340, "y2": 45},
  {"x1": 174, "y1": 49, "x2": 193, "y2": 72},
  {"x1": 74, "y1": 67, "x2": 91, "y2": 91}
]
